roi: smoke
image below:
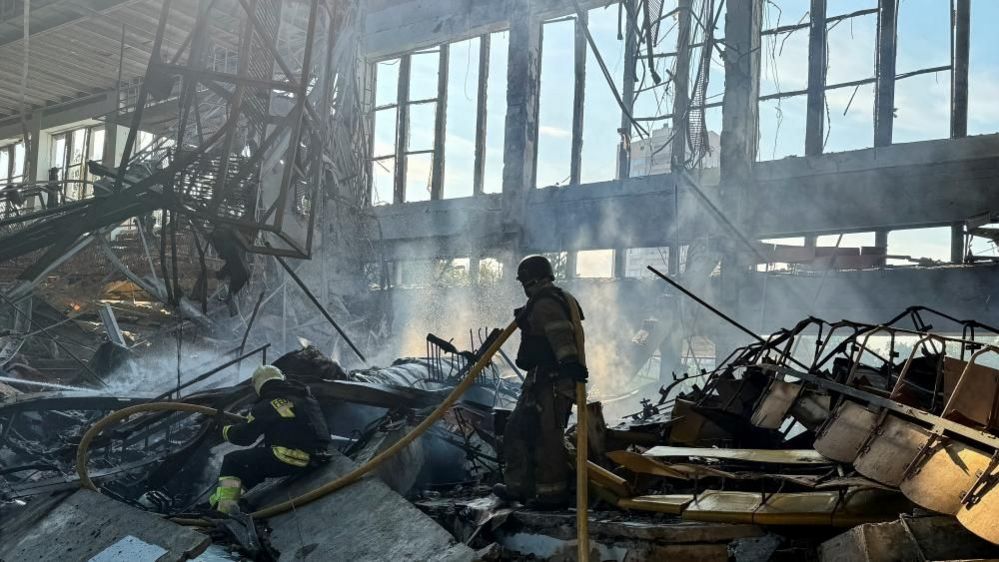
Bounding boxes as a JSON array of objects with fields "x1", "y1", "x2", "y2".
[{"x1": 101, "y1": 341, "x2": 250, "y2": 396}]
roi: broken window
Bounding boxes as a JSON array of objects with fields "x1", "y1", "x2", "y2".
[
  {"x1": 968, "y1": 223, "x2": 999, "y2": 260},
  {"x1": 405, "y1": 152, "x2": 433, "y2": 203},
  {"x1": 483, "y1": 31, "x2": 509, "y2": 194},
  {"x1": 631, "y1": 1, "x2": 727, "y2": 176},
  {"x1": 442, "y1": 38, "x2": 481, "y2": 199},
  {"x1": 371, "y1": 32, "x2": 509, "y2": 203},
  {"x1": 891, "y1": 0, "x2": 951, "y2": 144},
  {"x1": 49, "y1": 124, "x2": 104, "y2": 201},
  {"x1": 576, "y1": 249, "x2": 614, "y2": 278},
  {"x1": 757, "y1": 0, "x2": 809, "y2": 161},
  {"x1": 540, "y1": 251, "x2": 570, "y2": 280},
  {"x1": 371, "y1": 157, "x2": 395, "y2": 206},
  {"x1": 581, "y1": 5, "x2": 625, "y2": 184},
  {"x1": 758, "y1": 236, "x2": 805, "y2": 271},
  {"x1": 624, "y1": 247, "x2": 670, "y2": 278},
  {"x1": 371, "y1": 58, "x2": 401, "y2": 206},
  {"x1": 369, "y1": 50, "x2": 447, "y2": 204},
  {"x1": 887, "y1": 227, "x2": 951, "y2": 266},
  {"x1": 823, "y1": 7, "x2": 877, "y2": 153},
  {"x1": 969, "y1": 2, "x2": 999, "y2": 135},
  {"x1": 758, "y1": 96, "x2": 807, "y2": 161},
  {"x1": 0, "y1": 140, "x2": 25, "y2": 186},
  {"x1": 536, "y1": 17, "x2": 576, "y2": 188},
  {"x1": 478, "y1": 257, "x2": 504, "y2": 284},
  {"x1": 816, "y1": 232, "x2": 875, "y2": 247}
]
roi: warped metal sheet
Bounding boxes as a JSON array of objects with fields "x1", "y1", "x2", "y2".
[
  {"x1": 790, "y1": 391, "x2": 832, "y2": 429},
  {"x1": 616, "y1": 494, "x2": 694, "y2": 514},
  {"x1": 751, "y1": 379, "x2": 801, "y2": 429},
  {"x1": 644, "y1": 446, "x2": 830, "y2": 465},
  {"x1": 900, "y1": 438, "x2": 992, "y2": 515},
  {"x1": 669, "y1": 399, "x2": 731, "y2": 444},
  {"x1": 609, "y1": 450, "x2": 891, "y2": 490},
  {"x1": 853, "y1": 416, "x2": 930, "y2": 486},
  {"x1": 942, "y1": 357, "x2": 999, "y2": 431},
  {"x1": 754, "y1": 492, "x2": 839, "y2": 526},
  {"x1": 682, "y1": 489, "x2": 904, "y2": 527},
  {"x1": 682, "y1": 491, "x2": 760, "y2": 524},
  {"x1": 587, "y1": 461, "x2": 631, "y2": 498},
  {"x1": 814, "y1": 401, "x2": 879, "y2": 463},
  {"x1": 957, "y1": 467, "x2": 999, "y2": 544},
  {"x1": 608, "y1": 450, "x2": 734, "y2": 479},
  {"x1": 831, "y1": 488, "x2": 915, "y2": 527}
]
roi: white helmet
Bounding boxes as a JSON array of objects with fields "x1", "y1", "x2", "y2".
[{"x1": 252, "y1": 365, "x2": 285, "y2": 395}]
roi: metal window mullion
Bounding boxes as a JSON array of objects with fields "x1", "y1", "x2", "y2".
[
  {"x1": 472, "y1": 34, "x2": 490, "y2": 196},
  {"x1": 671, "y1": 0, "x2": 692, "y2": 169},
  {"x1": 431, "y1": 44, "x2": 449, "y2": 200},
  {"x1": 805, "y1": 0, "x2": 827, "y2": 156},
  {"x1": 364, "y1": 62, "x2": 377, "y2": 206},
  {"x1": 873, "y1": 0, "x2": 897, "y2": 147},
  {"x1": 394, "y1": 55, "x2": 411, "y2": 204},
  {"x1": 61, "y1": 132, "x2": 71, "y2": 198},
  {"x1": 951, "y1": 0, "x2": 969, "y2": 139},
  {"x1": 570, "y1": 11, "x2": 587, "y2": 186},
  {"x1": 618, "y1": 0, "x2": 638, "y2": 180}
]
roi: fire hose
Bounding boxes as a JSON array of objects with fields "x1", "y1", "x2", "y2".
[{"x1": 75, "y1": 320, "x2": 590, "y2": 552}]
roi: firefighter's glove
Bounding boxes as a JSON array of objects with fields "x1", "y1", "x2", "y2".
[
  {"x1": 213, "y1": 410, "x2": 230, "y2": 429},
  {"x1": 559, "y1": 361, "x2": 589, "y2": 383}
]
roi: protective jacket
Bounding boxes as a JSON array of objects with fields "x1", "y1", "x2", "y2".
[
  {"x1": 515, "y1": 285, "x2": 586, "y2": 372},
  {"x1": 222, "y1": 380, "x2": 332, "y2": 466}
]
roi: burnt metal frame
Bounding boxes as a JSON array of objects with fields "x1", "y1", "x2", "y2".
[
  {"x1": 113, "y1": 0, "x2": 331, "y2": 259},
  {"x1": 372, "y1": 34, "x2": 500, "y2": 204},
  {"x1": 50, "y1": 124, "x2": 104, "y2": 202},
  {"x1": 765, "y1": 364, "x2": 999, "y2": 452},
  {"x1": 760, "y1": 2, "x2": 962, "y2": 159}
]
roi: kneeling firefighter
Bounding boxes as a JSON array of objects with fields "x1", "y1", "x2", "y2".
[
  {"x1": 495, "y1": 254, "x2": 588, "y2": 508},
  {"x1": 210, "y1": 365, "x2": 332, "y2": 514}
]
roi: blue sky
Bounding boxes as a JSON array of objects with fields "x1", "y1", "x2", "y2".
[{"x1": 373, "y1": 0, "x2": 999, "y2": 265}]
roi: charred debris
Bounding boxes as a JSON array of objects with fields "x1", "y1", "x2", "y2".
[
  {"x1": 2, "y1": 0, "x2": 999, "y2": 561},
  {"x1": 7, "y1": 289, "x2": 999, "y2": 561}
]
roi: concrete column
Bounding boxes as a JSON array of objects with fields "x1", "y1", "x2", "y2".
[
  {"x1": 874, "y1": 229, "x2": 888, "y2": 267},
  {"x1": 874, "y1": 0, "x2": 898, "y2": 147},
  {"x1": 720, "y1": 0, "x2": 762, "y2": 186},
  {"x1": 613, "y1": 248, "x2": 627, "y2": 279},
  {"x1": 101, "y1": 120, "x2": 118, "y2": 168},
  {"x1": 951, "y1": 223, "x2": 965, "y2": 264},
  {"x1": 501, "y1": 0, "x2": 541, "y2": 252},
  {"x1": 805, "y1": 0, "x2": 827, "y2": 156},
  {"x1": 951, "y1": 0, "x2": 970, "y2": 139}
]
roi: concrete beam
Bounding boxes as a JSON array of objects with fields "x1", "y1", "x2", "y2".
[
  {"x1": 738, "y1": 264, "x2": 999, "y2": 334},
  {"x1": 362, "y1": 0, "x2": 611, "y2": 60},
  {"x1": 749, "y1": 134, "x2": 999, "y2": 236},
  {"x1": 0, "y1": 489, "x2": 209, "y2": 561},
  {"x1": 247, "y1": 450, "x2": 475, "y2": 561},
  {"x1": 371, "y1": 171, "x2": 720, "y2": 259},
  {"x1": 371, "y1": 134, "x2": 999, "y2": 257}
]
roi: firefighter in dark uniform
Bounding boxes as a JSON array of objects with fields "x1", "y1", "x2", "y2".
[
  {"x1": 210, "y1": 365, "x2": 332, "y2": 514},
  {"x1": 495, "y1": 255, "x2": 588, "y2": 507}
]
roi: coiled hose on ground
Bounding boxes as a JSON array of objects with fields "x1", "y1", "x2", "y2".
[{"x1": 76, "y1": 321, "x2": 518, "y2": 521}]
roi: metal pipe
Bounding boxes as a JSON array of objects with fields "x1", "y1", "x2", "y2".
[
  {"x1": 152, "y1": 344, "x2": 269, "y2": 400},
  {"x1": 273, "y1": 254, "x2": 366, "y2": 363},
  {"x1": 646, "y1": 266, "x2": 814, "y2": 371}
]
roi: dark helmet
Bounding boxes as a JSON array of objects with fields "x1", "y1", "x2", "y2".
[{"x1": 516, "y1": 255, "x2": 554, "y2": 285}]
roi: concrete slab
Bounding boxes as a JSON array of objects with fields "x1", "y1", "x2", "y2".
[
  {"x1": 247, "y1": 451, "x2": 475, "y2": 562},
  {"x1": 0, "y1": 489, "x2": 209, "y2": 562},
  {"x1": 818, "y1": 516, "x2": 999, "y2": 562}
]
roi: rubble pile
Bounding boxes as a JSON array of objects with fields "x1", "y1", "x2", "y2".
[{"x1": 6, "y1": 306, "x2": 999, "y2": 561}]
